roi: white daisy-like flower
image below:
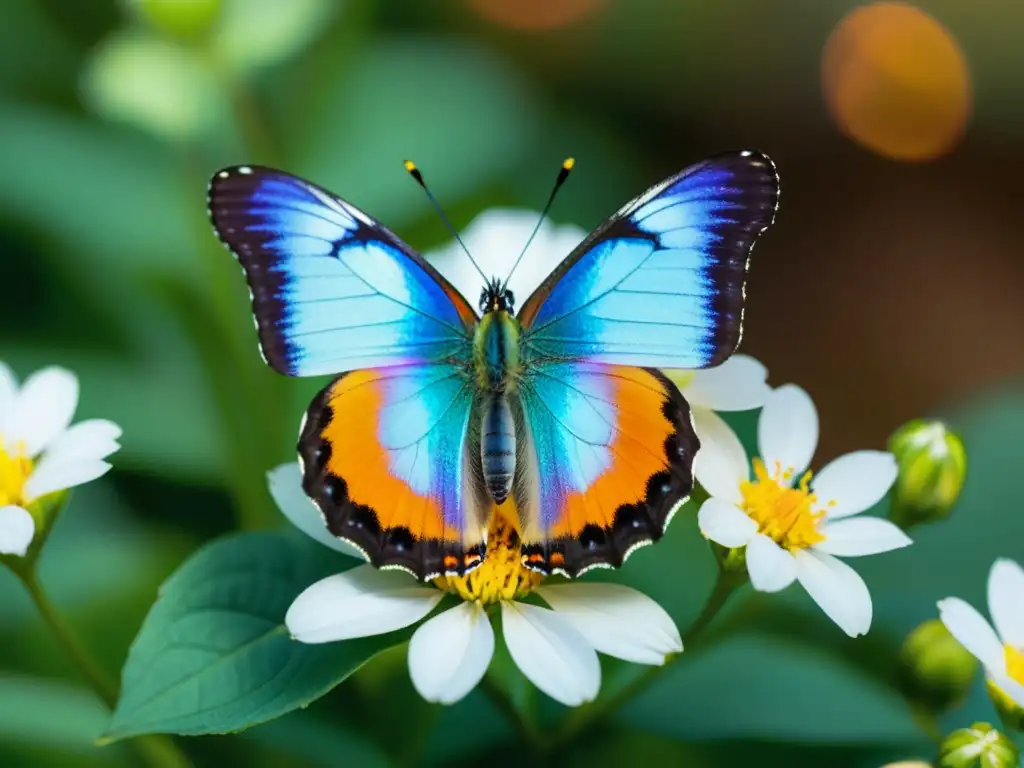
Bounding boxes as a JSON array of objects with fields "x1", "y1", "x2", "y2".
[
  {"x1": 665, "y1": 354, "x2": 771, "y2": 460},
  {"x1": 426, "y1": 208, "x2": 588, "y2": 306},
  {"x1": 938, "y1": 558, "x2": 1024, "y2": 710},
  {"x1": 696, "y1": 384, "x2": 912, "y2": 637},
  {"x1": 0, "y1": 363, "x2": 121, "y2": 557},
  {"x1": 269, "y1": 462, "x2": 682, "y2": 706}
]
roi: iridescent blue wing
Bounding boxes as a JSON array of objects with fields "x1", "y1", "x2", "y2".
[
  {"x1": 208, "y1": 165, "x2": 478, "y2": 376},
  {"x1": 298, "y1": 366, "x2": 489, "y2": 581},
  {"x1": 511, "y1": 362, "x2": 698, "y2": 577},
  {"x1": 517, "y1": 151, "x2": 779, "y2": 369}
]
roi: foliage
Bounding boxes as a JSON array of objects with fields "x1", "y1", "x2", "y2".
[{"x1": 1, "y1": 1, "x2": 1022, "y2": 767}]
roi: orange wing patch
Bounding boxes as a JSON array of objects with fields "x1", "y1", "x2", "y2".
[
  {"x1": 516, "y1": 365, "x2": 699, "y2": 577},
  {"x1": 299, "y1": 369, "x2": 485, "y2": 580}
]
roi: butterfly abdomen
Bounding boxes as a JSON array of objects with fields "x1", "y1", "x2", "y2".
[{"x1": 480, "y1": 396, "x2": 516, "y2": 504}]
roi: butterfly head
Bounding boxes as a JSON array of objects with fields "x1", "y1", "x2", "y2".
[{"x1": 479, "y1": 277, "x2": 515, "y2": 316}]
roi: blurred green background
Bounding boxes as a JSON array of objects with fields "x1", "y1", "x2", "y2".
[{"x1": 1, "y1": 0, "x2": 1022, "y2": 766}]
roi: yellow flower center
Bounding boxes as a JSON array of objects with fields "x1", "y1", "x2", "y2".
[
  {"x1": 739, "y1": 458, "x2": 829, "y2": 551},
  {"x1": 433, "y1": 504, "x2": 543, "y2": 604},
  {"x1": 0, "y1": 437, "x2": 32, "y2": 508},
  {"x1": 1005, "y1": 644, "x2": 1024, "y2": 686}
]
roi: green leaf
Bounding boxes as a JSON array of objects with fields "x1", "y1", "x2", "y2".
[
  {"x1": 213, "y1": 0, "x2": 339, "y2": 74},
  {"x1": 107, "y1": 531, "x2": 410, "y2": 739},
  {"x1": 620, "y1": 632, "x2": 922, "y2": 744},
  {"x1": 0, "y1": 674, "x2": 113, "y2": 751},
  {"x1": 0, "y1": 346, "x2": 224, "y2": 481},
  {"x1": 0, "y1": 104, "x2": 200, "y2": 280},
  {"x1": 566, "y1": 728, "x2": 918, "y2": 768},
  {"x1": 242, "y1": 710, "x2": 394, "y2": 768},
  {"x1": 293, "y1": 37, "x2": 541, "y2": 228},
  {"x1": 81, "y1": 30, "x2": 230, "y2": 143}
]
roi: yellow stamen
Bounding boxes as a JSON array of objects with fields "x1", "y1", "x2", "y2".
[
  {"x1": 739, "y1": 458, "x2": 828, "y2": 551},
  {"x1": 0, "y1": 436, "x2": 32, "y2": 508},
  {"x1": 433, "y1": 503, "x2": 543, "y2": 604},
  {"x1": 1006, "y1": 644, "x2": 1024, "y2": 686}
]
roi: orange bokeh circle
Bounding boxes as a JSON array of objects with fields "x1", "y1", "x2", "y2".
[
  {"x1": 822, "y1": 2, "x2": 971, "y2": 161},
  {"x1": 467, "y1": 0, "x2": 603, "y2": 31}
]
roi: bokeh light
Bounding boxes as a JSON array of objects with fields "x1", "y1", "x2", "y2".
[
  {"x1": 822, "y1": 2, "x2": 971, "y2": 161},
  {"x1": 467, "y1": 0, "x2": 603, "y2": 31}
]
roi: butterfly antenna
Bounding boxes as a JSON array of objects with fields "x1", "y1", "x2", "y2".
[
  {"x1": 404, "y1": 160, "x2": 488, "y2": 285},
  {"x1": 503, "y1": 157, "x2": 575, "y2": 289}
]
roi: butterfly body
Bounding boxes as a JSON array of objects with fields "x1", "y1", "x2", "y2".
[{"x1": 209, "y1": 151, "x2": 779, "y2": 582}]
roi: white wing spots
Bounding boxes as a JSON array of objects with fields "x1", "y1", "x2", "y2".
[
  {"x1": 217, "y1": 170, "x2": 230, "y2": 178},
  {"x1": 238, "y1": 166, "x2": 253, "y2": 175}
]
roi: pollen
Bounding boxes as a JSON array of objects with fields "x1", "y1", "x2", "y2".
[
  {"x1": 433, "y1": 504, "x2": 543, "y2": 605},
  {"x1": 0, "y1": 438, "x2": 32, "y2": 508},
  {"x1": 1006, "y1": 644, "x2": 1024, "y2": 686},
  {"x1": 740, "y1": 458, "x2": 828, "y2": 551}
]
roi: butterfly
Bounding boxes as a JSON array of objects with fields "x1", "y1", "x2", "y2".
[{"x1": 208, "y1": 151, "x2": 779, "y2": 581}]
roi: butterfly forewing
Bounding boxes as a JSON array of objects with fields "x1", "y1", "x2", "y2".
[
  {"x1": 511, "y1": 150, "x2": 779, "y2": 574},
  {"x1": 209, "y1": 165, "x2": 486, "y2": 580}
]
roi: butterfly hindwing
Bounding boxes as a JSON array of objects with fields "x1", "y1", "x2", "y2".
[
  {"x1": 299, "y1": 365, "x2": 489, "y2": 580},
  {"x1": 517, "y1": 151, "x2": 779, "y2": 369},
  {"x1": 512, "y1": 363, "x2": 698, "y2": 577},
  {"x1": 208, "y1": 165, "x2": 477, "y2": 376}
]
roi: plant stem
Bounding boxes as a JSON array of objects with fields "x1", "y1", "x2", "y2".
[
  {"x1": 482, "y1": 675, "x2": 545, "y2": 754},
  {"x1": 21, "y1": 569, "x2": 118, "y2": 708},
  {"x1": 551, "y1": 568, "x2": 745, "y2": 747},
  {"x1": 18, "y1": 569, "x2": 193, "y2": 768}
]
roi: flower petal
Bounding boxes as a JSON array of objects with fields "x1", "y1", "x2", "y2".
[
  {"x1": 988, "y1": 559, "x2": 1024, "y2": 648},
  {"x1": 698, "y1": 497, "x2": 757, "y2": 548},
  {"x1": 0, "y1": 505, "x2": 34, "y2": 556},
  {"x1": 408, "y1": 602, "x2": 494, "y2": 705},
  {"x1": 8, "y1": 367, "x2": 79, "y2": 457},
  {"x1": 815, "y1": 517, "x2": 912, "y2": 557},
  {"x1": 427, "y1": 209, "x2": 587, "y2": 305},
  {"x1": 681, "y1": 355, "x2": 770, "y2": 411},
  {"x1": 692, "y1": 408, "x2": 749, "y2": 504},
  {"x1": 268, "y1": 463, "x2": 364, "y2": 559},
  {"x1": 794, "y1": 549, "x2": 872, "y2": 637},
  {"x1": 989, "y1": 671, "x2": 1024, "y2": 710},
  {"x1": 40, "y1": 419, "x2": 122, "y2": 464},
  {"x1": 811, "y1": 450, "x2": 898, "y2": 520},
  {"x1": 535, "y1": 582, "x2": 682, "y2": 665},
  {"x1": 757, "y1": 384, "x2": 818, "y2": 484},
  {"x1": 938, "y1": 597, "x2": 1004, "y2": 669},
  {"x1": 501, "y1": 601, "x2": 600, "y2": 706},
  {"x1": 0, "y1": 361, "x2": 18, "y2": 436},
  {"x1": 286, "y1": 564, "x2": 441, "y2": 644},
  {"x1": 23, "y1": 459, "x2": 111, "y2": 501},
  {"x1": 745, "y1": 534, "x2": 797, "y2": 593}
]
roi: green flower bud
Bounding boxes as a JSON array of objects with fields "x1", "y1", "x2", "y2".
[
  {"x1": 899, "y1": 619, "x2": 979, "y2": 713},
  {"x1": 987, "y1": 679, "x2": 1024, "y2": 733},
  {"x1": 938, "y1": 723, "x2": 1019, "y2": 768},
  {"x1": 126, "y1": 0, "x2": 221, "y2": 42},
  {"x1": 888, "y1": 420, "x2": 967, "y2": 528}
]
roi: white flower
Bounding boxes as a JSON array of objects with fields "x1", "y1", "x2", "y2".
[
  {"x1": 665, "y1": 355, "x2": 771, "y2": 475},
  {"x1": 0, "y1": 363, "x2": 121, "y2": 557},
  {"x1": 425, "y1": 208, "x2": 588, "y2": 306},
  {"x1": 938, "y1": 558, "x2": 1024, "y2": 709},
  {"x1": 696, "y1": 384, "x2": 911, "y2": 637},
  {"x1": 271, "y1": 462, "x2": 682, "y2": 706}
]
